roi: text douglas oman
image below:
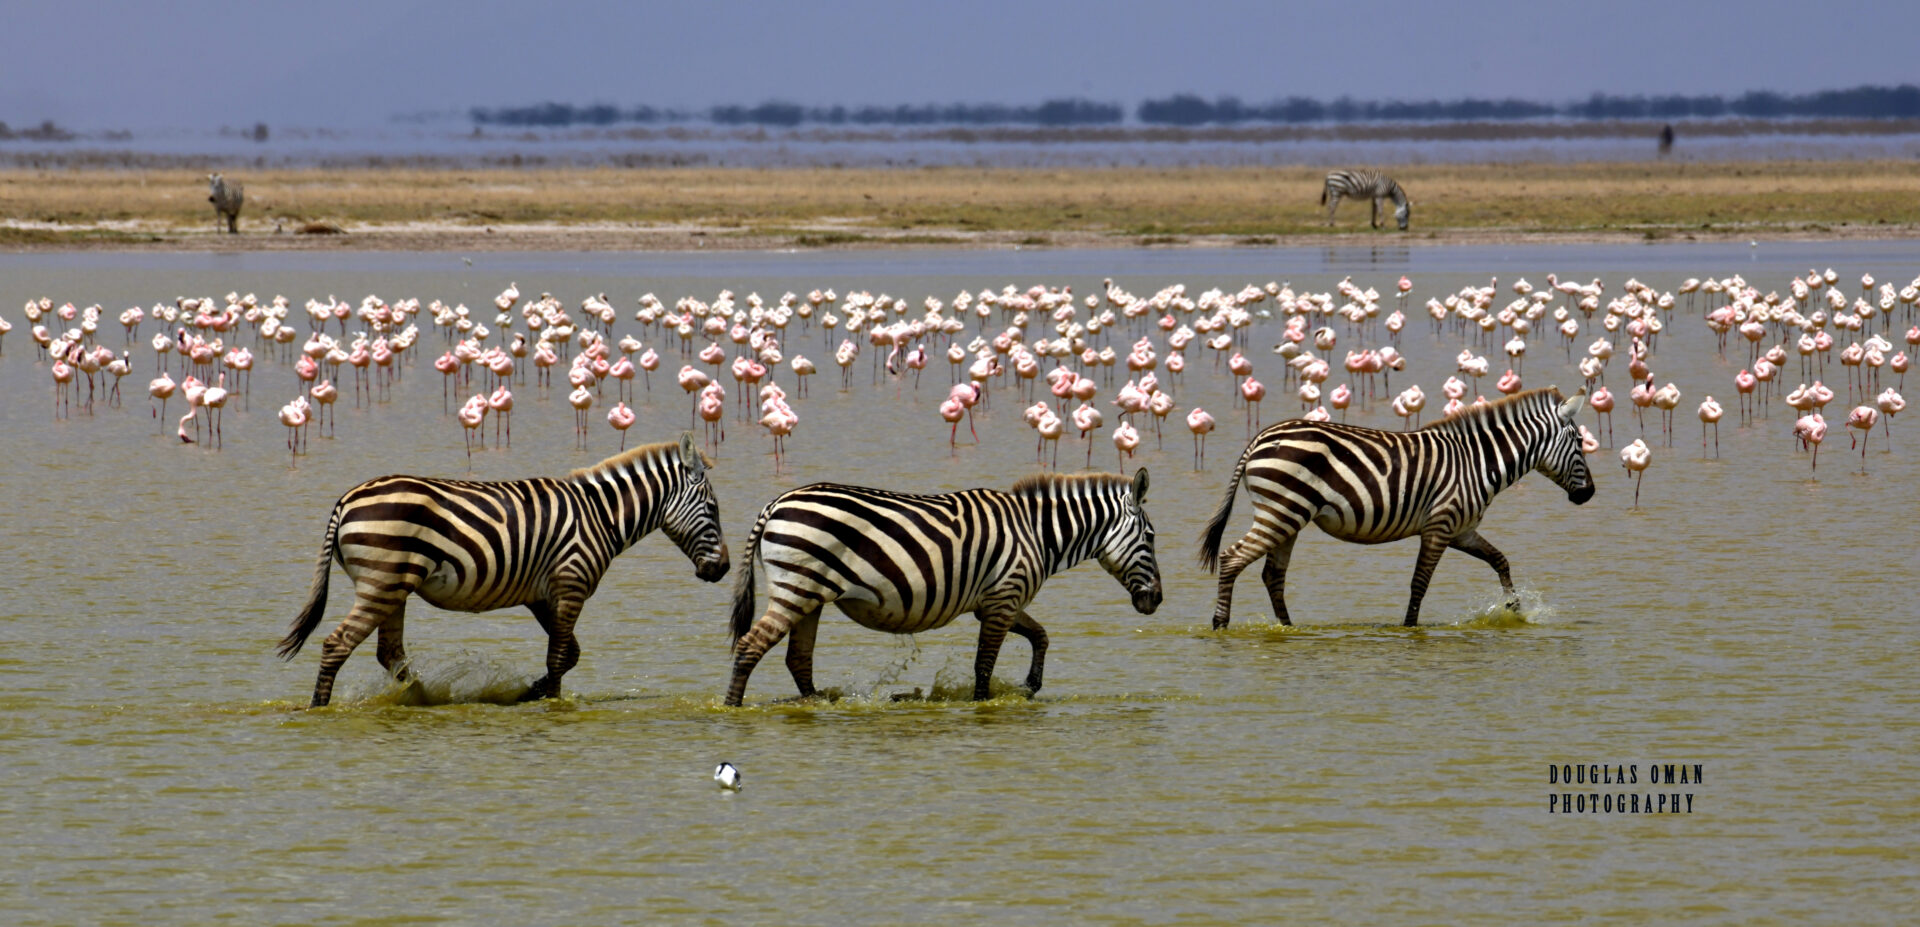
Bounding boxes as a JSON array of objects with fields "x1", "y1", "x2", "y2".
[{"x1": 1548, "y1": 763, "x2": 1702, "y2": 814}]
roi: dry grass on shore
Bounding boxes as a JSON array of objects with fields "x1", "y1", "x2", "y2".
[{"x1": 4, "y1": 161, "x2": 1918, "y2": 250}]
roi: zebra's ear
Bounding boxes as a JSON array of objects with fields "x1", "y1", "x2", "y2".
[
  {"x1": 1131, "y1": 467, "x2": 1150, "y2": 504},
  {"x1": 1557, "y1": 389, "x2": 1585, "y2": 420},
  {"x1": 679, "y1": 432, "x2": 706, "y2": 478}
]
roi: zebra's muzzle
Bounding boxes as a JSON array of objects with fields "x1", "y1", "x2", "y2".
[
  {"x1": 695, "y1": 542, "x2": 731, "y2": 582},
  {"x1": 1569, "y1": 483, "x2": 1594, "y2": 505},
  {"x1": 1131, "y1": 585, "x2": 1163, "y2": 615}
]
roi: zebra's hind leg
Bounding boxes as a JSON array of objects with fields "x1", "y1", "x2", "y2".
[
  {"x1": 1258, "y1": 534, "x2": 1299, "y2": 627},
  {"x1": 373, "y1": 600, "x2": 412, "y2": 683},
  {"x1": 310, "y1": 591, "x2": 405, "y2": 707},
  {"x1": 782, "y1": 611, "x2": 822, "y2": 699},
  {"x1": 520, "y1": 596, "x2": 584, "y2": 702},
  {"x1": 727, "y1": 608, "x2": 802, "y2": 706},
  {"x1": 1211, "y1": 530, "x2": 1279, "y2": 629},
  {"x1": 1448, "y1": 529, "x2": 1518, "y2": 612}
]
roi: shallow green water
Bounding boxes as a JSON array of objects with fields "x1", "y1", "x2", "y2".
[{"x1": 2, "y1": 247, "x2": 1915, "y2": 924}]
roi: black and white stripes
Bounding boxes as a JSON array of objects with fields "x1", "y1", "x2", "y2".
[
  {"x1": 725, "y1": 470, "x2": 1162, "y2": 705},
  {"x1": 1199, "y1": 388, "x2": 1592, "y2": 628},
  {"x1": 1320, "y1": 169, "x2": 1411, "y2": 230},
  {"x1": 278, "y1": 433, "x2": 729, "y2": 706},
  {"x1": 207, "y1": 173, "x2": 244, "y2": 234}
]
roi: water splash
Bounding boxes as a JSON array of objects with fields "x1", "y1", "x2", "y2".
[{"x1": 342, "y1": 652, "x2": 532, "y2": 706}]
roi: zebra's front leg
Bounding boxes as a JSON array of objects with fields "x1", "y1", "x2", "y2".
[
  {"x1": 1449, "y1": 529, "x2": 1518, "y2": 611},
  {"x1": 971, "y1": 604, "x2": 1022, "y2": 700},
  {"x1": 1403, "y1": 531, "x2": 1452, "y2": 627},
  {"x1": 1007, "y1": 609, "x2": 1050, "y2": 695},
  {"x1": 521, "y1": 595, "x2": 583, "y2": 702},
  {"x1": 1258, "y1": 534, "x2": 1299, "y2": 627},
  {"x1": 1370, "y1": 196, "x2": 1383, "y2": 230}
]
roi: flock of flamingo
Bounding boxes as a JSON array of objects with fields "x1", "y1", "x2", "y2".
[{"x1": 10, "y1": 266, "x2": 1916, "y2": 499}]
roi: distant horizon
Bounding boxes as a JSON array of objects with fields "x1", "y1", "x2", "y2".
[
  {"x1": 9, "y1": 83, "x2": 1920, "y2": 137},
  {"x1": 5, "y1": 1, "x2": 1917, "y2": 132}
]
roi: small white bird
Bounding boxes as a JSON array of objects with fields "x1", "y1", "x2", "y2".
[{"x1": 713, "y1": 762, "x2": 741, "y2": 790}]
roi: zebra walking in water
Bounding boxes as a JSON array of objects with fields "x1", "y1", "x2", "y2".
[
  {"x1": 1320, "y1": 168, "x2": 1411, "y2": 230},
  {"x1": 207, "y1": 173, "x2": 244, "y2": 234},
  {"x1": 726, "y1": 470, "x2": 1162, "y2": 706},
  {"x1": 1199, "y1": 388, "x2": 1592, "y2": 628},
  {"x1": 278, "y1": 434, "x2": 729, "y2": 707}
]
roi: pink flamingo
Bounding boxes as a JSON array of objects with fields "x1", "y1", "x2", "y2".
[
  {"x1": 1845, "y1": 406, "x2": 1879, "y2": 472},
  {"x1": 950, "y1": 382, "x2": 982, "y2": 440},
  {"x1": 571, "y1": 386, "x2": 596, "y2": 450},
  {"x1": 789, "y1": 354, "x2": 815, "y2": 397},
  {"x1": 1328, "y1": 383, "x2": 1353, "y2": 422},
  {"x1": 1072, "y1": 402, "x2": 1104, "y2": 467},
  {"x1": 1793, "y1": 413, "x2": 1827, "y2": 476},
  {"x1": 1240, "y1": 376, "x2": 1266, "y2": 431},
  {"x1": 1112, "y1": 421, "x2": 1141, "y2": 471},
  {"x1": 1620, "y1": 438, "x2": 1651, "y2": 508},
  {"x1": 1186, "y1": 407, "x2": 1215, "y2": 469},
  {"x1": 1733, "y1": 369, "x2": 1757, "y2": 425},
  {"x1": 939, "y1": 396, "x2": 967, "y2": 450},
  {"x1": 278, "y1": 400, "x2": 308, "y2": 466},
  {"x1": 1589, "y1": 387, "x2": 1615, "y2": 446},
  {"x1": 1697, "y1": 396, "x2": 1724, "y2": 457},
  {"x1": 608, "y1": 355, "x2": 636, "y2": 403},
  {"x1": 1874, "y1": 387, "x2": 1904, "y2": 447},
  {"x1": 309, "y1": 379, "x2": 338, "y2": 438},
  {"x1": 607, "y1": 401, "x2": 636, "y2": 450},
  {"x1": 696, "y1": 388, "x2": 725, "y2": 450},
  {"x1": 202, "y1": 373, "x2": 230, "y2": 448},
  {"x1": 488, "y1": 384, "x2": 514, "y2": 448},
  {"x1": 1037, "y1": 409, "x2": 1065, "y2": 468},
  {"x1": 458, "y1": 394, "x2": 487, "y2": 463},
  {"x1": 1496, "y1": 368, "x2": 1523, "y2": 397},
  {"x1": 148, "y1": 372, "x2": 177, "y2": 431}
]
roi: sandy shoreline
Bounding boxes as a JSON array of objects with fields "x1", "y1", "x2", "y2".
[{"x1": 6, "y1": 218, "x2": 1919, "y2": 253}]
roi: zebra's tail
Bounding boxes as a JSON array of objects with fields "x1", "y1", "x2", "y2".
[
  {"x1": 277, "y1": 503, "x2": 342, "y2": 660},
  {"x1": 729, "y1": 503, "x2": 773, "y2": 644},
  {"x1": 1198, "y1": 443, "x2": 1254, "y2": 573},
  {"x1": 1319, "y1": 184, "x2": 1327, "y2": 206}
]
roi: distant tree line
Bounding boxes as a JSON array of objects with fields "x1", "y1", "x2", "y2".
[{"x1": 467, "y1": 84, "x2": 1920, "y2": 128}]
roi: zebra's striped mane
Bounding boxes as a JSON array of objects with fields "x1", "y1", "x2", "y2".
[
  {"x1": 567, "y1": 440, "x2": 707, "y2": 480},
  {"x1": 1421, "y1": 386, "x2": 1564, "y2": 431},
  {"x1": 1009, "y1": 471, "x2": 1132, "y2": 497}
]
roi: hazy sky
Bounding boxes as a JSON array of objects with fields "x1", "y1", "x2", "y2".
[{"x1": 8, "y1": 0, "x2": 1917, "y2": 130}]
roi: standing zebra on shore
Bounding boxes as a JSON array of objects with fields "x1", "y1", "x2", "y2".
[
  {"x1": 1200, "y1": 388, "x2": 1592, "y2": 628},
  {"x1": 1320, "y1": 169, "x2": 1411, "y2": 230},
  {"x1": 278, "y1": 434, "x2": 730, "y2": 707},
  {"x1": 207, "y1": 173, "x2": 244, "y2": 234},
  {"x1": 726, "y1": 470, "x2": 1162, "y2": 706}
]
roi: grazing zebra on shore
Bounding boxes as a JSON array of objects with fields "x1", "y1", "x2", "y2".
[
  {"x1": 278, "y1": 434, "x2": 730, "y2": 707},
  {"x1": 207, "y1": 173, "x2": 244, "y2": 234},
  {"x1": 726, "y1": 469, "x2": 1162, "y2": 706},
  {"x1": 1320, "y1": 169, "x2": 1411, "y2": 230},
  {"x1": 1200, "y1": 388, "x2": 1592, "y2": 628}
]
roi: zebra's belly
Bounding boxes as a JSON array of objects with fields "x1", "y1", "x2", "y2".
[
  {"x1": 415, "y1": 560, "x2": 534, "y2": 613},
  {"x1": 1313, "y1": 512, "x2": 1420, "y2": 545},
  {"x1": 835, "y1": 595, "x2": 964, "y2": 634}
]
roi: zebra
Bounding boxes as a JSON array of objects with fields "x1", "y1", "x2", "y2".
[
  {"x1": 207, "y1": 173, "x2": 244, "y2": 234},
  {"x1": 725, "y1": 469, "x2": 1162, "y2": 706},
  {"x1": 1320, "y1": 169, "x2": 1410, "y2": 231},
  {"x1": 1199, "y1": 387, "x2": 1592, "y2": 629},
  {"x1": 277, "y1": 433, "x2": 729, "y2": 707}
]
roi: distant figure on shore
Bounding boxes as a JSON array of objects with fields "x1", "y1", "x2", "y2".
[
  {"x1": 208, "y1": 173, "x2": 244, "y2": 234},
  {"x1": 1658, "y1": 124, "x2": 1675, "y2": 157},
  {"x1": 1320, "y1": 169, "x2": 1410, "y2": 231}
]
